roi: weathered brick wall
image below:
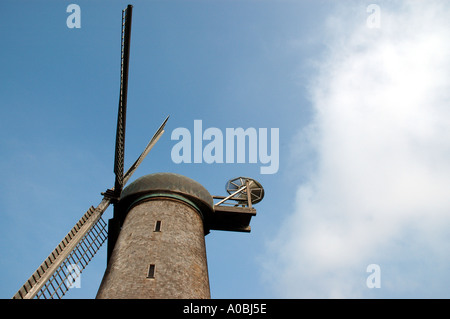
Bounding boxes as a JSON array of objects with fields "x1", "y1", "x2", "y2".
[{"x1": 96, "y1": 198, "x2": 210, "y2": 299}]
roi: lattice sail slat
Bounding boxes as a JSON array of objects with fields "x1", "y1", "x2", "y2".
[{"x1": 13, "y1": 200, "x2": 110, "y2": 299}]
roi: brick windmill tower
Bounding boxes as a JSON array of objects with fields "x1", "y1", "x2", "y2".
[
  {"x1": 96, "y1": 173, "x2": 263, "y2": 299},
  {"x1": 12, "y1": 5, "x2": 264, "y2": 299}
]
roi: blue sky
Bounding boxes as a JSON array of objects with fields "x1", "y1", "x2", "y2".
[{"x1": 2, "y1": 0, "x2": 450, "y2": 299}]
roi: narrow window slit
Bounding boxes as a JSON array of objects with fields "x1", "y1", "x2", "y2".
[
  {"x1": 154, "y1": 220, "x2": 161, "y2": 232},
  {"x1": 147, "y1": 264, "x2": 155, "y2": 278}
]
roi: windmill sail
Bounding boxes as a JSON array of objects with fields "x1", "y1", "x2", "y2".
[
  {"x1": 123, "y1": 115, "x2": 169, "y2": 185},
  {"x1": 12, "y1": 204, "x2": 108, "y2": 299},
  {"x1": 113, "y1": 4, "x2": 133, "y2": 198},
  {"x1": 12, "y1": 4, "x2": 170, "y2": 299}
]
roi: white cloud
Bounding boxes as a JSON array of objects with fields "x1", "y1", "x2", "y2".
[{"x1": 269, "y1": 1, "x2": 450, "y2": 298}]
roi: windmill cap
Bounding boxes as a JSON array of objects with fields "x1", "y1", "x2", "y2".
[{"x1": 119, "y1": 172, "x2": 214, "y2": 214}]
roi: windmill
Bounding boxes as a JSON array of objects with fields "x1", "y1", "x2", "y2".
[
  {"x1": 13, "y1": 4, "x2": 264, "y2": 299},
  {"x1": 12, "y1": 4, "x2": 166, "y2": 299}
]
